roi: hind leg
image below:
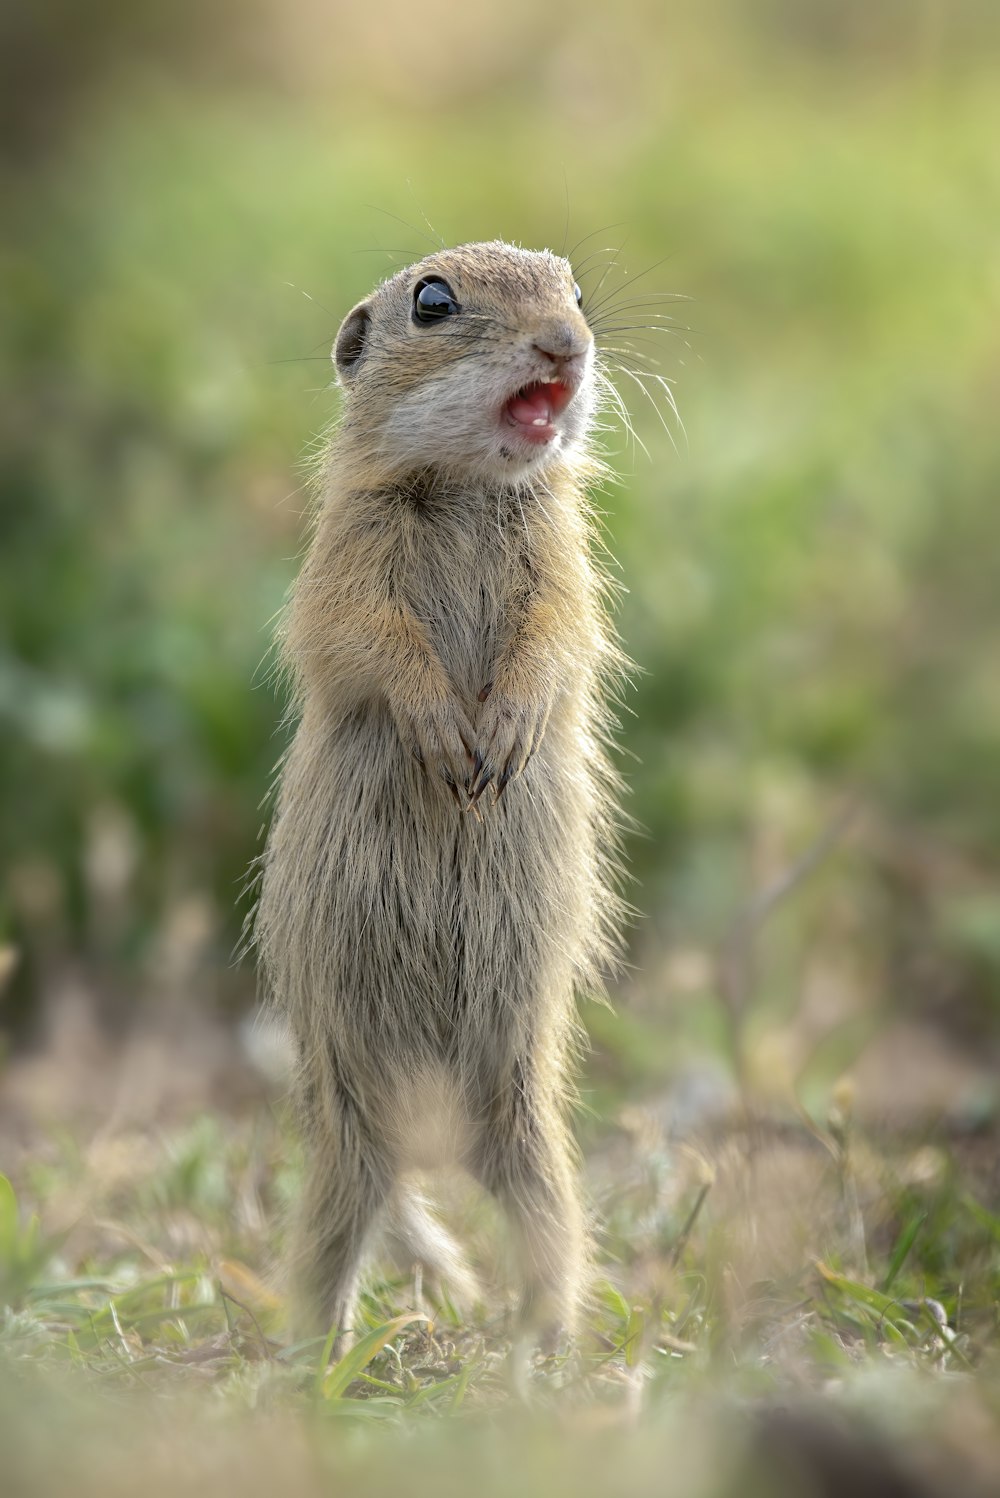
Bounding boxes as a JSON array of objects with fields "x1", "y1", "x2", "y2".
[
  {"x1": 476, "y1": 1070, "x2": 588, "y2": 1350},
  {"x1": 289, "y1": 1078, "x2": 392, "y2": 1354}
]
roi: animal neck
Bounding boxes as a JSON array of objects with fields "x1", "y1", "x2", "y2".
[{"x1": 385, "y1": 466, "x2": 579, "y2": 514}]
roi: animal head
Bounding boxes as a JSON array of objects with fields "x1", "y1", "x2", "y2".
[{"x1": 332, "y1": 241, "x2": 596, "y2": 484}]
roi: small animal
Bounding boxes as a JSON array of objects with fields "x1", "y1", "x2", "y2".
[{"x1": 255, "y1": 239, "x2": 632, "y2": 1351}]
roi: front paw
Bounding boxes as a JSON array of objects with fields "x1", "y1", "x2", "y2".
[
  {"x1": 392, "y1": 695, "x2": 476, "y2": 807},
  {"x1": 469, "y1": 690, "x2": 550, "y2": 804}
]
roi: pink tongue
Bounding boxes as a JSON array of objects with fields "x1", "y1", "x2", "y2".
[{"x1": 507, "y1": 386, "x2": 554, "y2": 427}]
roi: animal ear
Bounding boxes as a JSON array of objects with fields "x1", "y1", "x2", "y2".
[{"x1": 333, "y1": 302, "x2": 371, "y2": 380}]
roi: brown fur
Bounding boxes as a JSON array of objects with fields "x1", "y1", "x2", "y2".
[{"x1": 254, "y1": 240, "x2": 630, "y2": 1349}]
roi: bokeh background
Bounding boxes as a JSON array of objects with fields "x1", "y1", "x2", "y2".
[
  {"x1": 3, "y1": 0, "x2": 999, "y2": 1133},
  {"x1": 3, "y1": 3, "x2": 1000, "y2": 1490}
]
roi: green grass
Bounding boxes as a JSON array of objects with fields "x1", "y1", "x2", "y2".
[{"x1": 2, "y1": 1091, "x2": 999, "y2": 1492}]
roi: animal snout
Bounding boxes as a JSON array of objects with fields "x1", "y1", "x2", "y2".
[{"x1": 532, "y1": 319, "x2": 592, "y2": 369}]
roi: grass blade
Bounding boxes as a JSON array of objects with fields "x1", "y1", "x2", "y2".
[
  {"x1": 881, "y1": 1212, "x2": 926, "y2": 1293},
  {"x1": 320, "y1": 1313, "x2": 428, "y2": 1401},
  {"x1": 816, "y1": 1262, "x2": 895, "y2": 1313}
]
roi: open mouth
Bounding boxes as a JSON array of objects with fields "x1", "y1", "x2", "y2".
[{"x1": 502, "y1": 379, "x2": 575, "y2": 444}]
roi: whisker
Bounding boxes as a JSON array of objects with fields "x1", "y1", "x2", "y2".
[
  {"x1": 352, "y1": 246, "x2": 424, "y2": 264},
  {"x1": 582, "y1": 252, "x2": 684, "y2": 320},
  {"x1": 594, "y1": 365, "x2": 648, "y2": 464},
  {"x1": 282, "y1": 281, "x2": 341, "y2": 323},
  {"x1": 591, "y1": 291, "x2": 691, "y2": 308},
  {"x1": 608, "y1": 361, "x2": 686, "y2": 455},
  {"x1": 595, "y1": 344, "x2": 668, "y2": 375},
  {"x1": 573, "y1": 248, "x2": 628, "y2": 280},
  {"x1": 559, "y1": 170, "x2": 571, "y2": 258},
  {"x1": 366, "y1": 204, "x2": 443, "y2": 252},
  {"x1": 590, "y1": 309, "x2": 691, "y2": 331},
  {"x1": 566, "y1": 222, "x2": 628, "y2": 264},
  {"x1": 585, "y1": 235, "x2": 632, "y2": 311},
  {"x1": 404, "y1": 185, "x2": 446, "y2": 251},
  {"x1": 589, "y1": 315, "x2": 691, "y2": 342},
  {"x1": 589, "y1": 307, "x2": 691, "y2": 329}
]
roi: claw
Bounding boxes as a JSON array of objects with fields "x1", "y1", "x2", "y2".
[
  {"x1": 478, "y1": 682, "x2": 493, "y2": 703},
  {"x1": 471, "y1": 769, "x2": 494, "y2": 805},
  {"x1": 442, "y1": 771, "x2": 467, "y2": 811},
  {"x1": 496, "y1": 764, "x2": 516, "y2": 800},
  {"x1": 472, "y1": 749, "x2": 483, "y2": 780}
]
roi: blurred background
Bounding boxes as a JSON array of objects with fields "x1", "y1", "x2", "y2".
[{"x1": 2, "y1": 0, "x2": 999, "y2": 1142}]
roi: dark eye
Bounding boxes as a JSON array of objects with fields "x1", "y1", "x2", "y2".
[
  {"x1": 413, "y1": 278, "x2": 460, "y2": 323},
  {"x1": 573, "y1": 282, "x2": 583, "y2": 307}
]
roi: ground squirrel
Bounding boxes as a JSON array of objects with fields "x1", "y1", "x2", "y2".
[{"x1": 255, "y1": 239, "x2": 630, "y2": 1351}]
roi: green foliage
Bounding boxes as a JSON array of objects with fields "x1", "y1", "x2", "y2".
[
  {"x1": 1, "y1": 1105, "x2": 998, "y2": 1491},
  {"x1": 2, "y1": 2, "x2": 999, "y2": 1062},
  {"x1": 0, "y1": 1175, "x2": 48, "y2": 1307}
]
